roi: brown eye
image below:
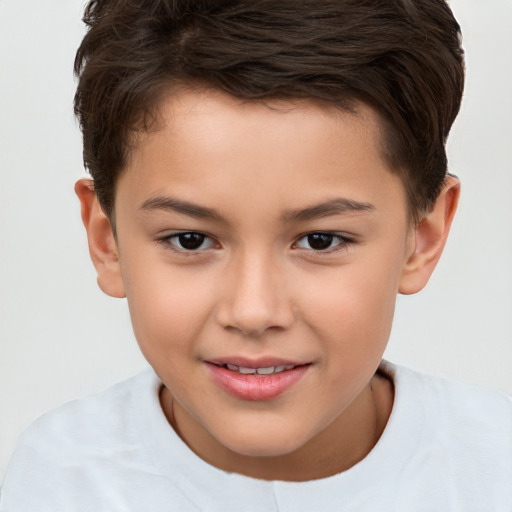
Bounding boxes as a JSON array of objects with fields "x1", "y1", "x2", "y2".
[
  {"x1": 295, "y1": 232, "x2": 351, "y2": 252},
  {"x1": 163, "y1": 232, "x2": 216, "y2": 251},
  {"x1": 178, "y1": 232, "x2": 206, "y2": 250},
  {"x1": 306, "y1": 233, "x2": 334, "y2": 250}
]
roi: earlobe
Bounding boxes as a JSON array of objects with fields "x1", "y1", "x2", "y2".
[
  {"x1": 75, "y1": 179, "x2": 126, "y2": 298},
  {"x1": 399, "y1": 176, "x2": 460, "y2": 295}
]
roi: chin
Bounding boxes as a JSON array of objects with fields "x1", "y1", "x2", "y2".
[{"x1": 217, "y1": 426, "x2": 309, "y2": 459}]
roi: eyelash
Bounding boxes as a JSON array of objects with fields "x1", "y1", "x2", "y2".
[
  {"x1": 157, "y1": 231, "x2": 217, "y2": 253},
  {"x1": 157, "y1": 231, "x2": 354, "y2": 254},
  {"x1": 294, "y1": 232, "x2": 353, "y2": 253}
]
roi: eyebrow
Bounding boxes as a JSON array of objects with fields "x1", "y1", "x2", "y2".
[
  {"x1": 282, "y1": 197, "x2": 376, "y2": 222},
  {"x1": 140, "y1": 196, "x2": 226, "y2": 222},
  {"x1": 140, "y1": 195, "x2": 375, "y2": 223}
]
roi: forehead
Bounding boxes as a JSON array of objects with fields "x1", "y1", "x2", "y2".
[
  {"x1": 119, "y1": 89, "x2": 407, "y2": 221},
  {"x1": 148, "y1": 88, "x2": 378, "y2": 147}
]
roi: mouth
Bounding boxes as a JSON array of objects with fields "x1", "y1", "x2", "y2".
[
  {"x1": 205, "y1": 359, "x2": 311, "y2": 401},
  {"x1": 214, "y1": 363, "x2": 299, "y2": 376}
]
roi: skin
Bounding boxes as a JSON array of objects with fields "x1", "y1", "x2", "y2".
[{"x1": 76, "y1": 89, "x2": 459, "y2": 481}]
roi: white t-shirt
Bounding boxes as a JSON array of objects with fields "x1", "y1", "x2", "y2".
[{"x1": 1, "y1": 362, "x2": 511, "y2": 512}]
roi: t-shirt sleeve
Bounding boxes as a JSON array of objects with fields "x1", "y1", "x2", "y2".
[{"x1": 0, "y1": 413, "x2": 102, "y2": 512}]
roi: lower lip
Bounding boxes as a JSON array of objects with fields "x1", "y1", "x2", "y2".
[{"x1": 205, "y1": 363, "x2": 310, "y2": 401}]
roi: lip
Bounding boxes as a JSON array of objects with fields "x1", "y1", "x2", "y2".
[
  {"x1": 206, "y1": 356, "x2": 305, "y2": 368},
  {"x1": 205, "y1": 358, "x2": 311, "y2": 401}
]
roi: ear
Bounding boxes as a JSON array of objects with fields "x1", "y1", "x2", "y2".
[
  {"x1": 75, "y1": 178, "x2": 126, "y2": 298},
  {"x1": 399, "y1": 175, "x2": 460, "y2": 295}
]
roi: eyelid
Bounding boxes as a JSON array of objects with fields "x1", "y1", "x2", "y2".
[
  {"x1": 293, "y1": 231, "x2": 355, "y2": 252},
  {"x1": 155, "y1": 230, "x2": 355, "y2": 255},
  {"x1": 157, "y1": 230, "x2": 218, "y2": 252}
]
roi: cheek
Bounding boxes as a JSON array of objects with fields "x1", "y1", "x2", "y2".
[
  {"x1": 299, "y1": 256, "x2": 402, "y2": 353},
  {"x1": 120, "y1": 256, "x2": 217, "y2": 357},
  {"x1": 297, "y1": 265, "x2": 400, "y2": 403}
]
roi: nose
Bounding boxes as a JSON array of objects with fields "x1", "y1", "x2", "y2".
[{"x1": 216, "y1": 251, "x2": 295, "y2": 337}]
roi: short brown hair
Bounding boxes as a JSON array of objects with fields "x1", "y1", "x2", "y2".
[{"x1": 74, "y1": 0, "x2": 464, "y2": 221}]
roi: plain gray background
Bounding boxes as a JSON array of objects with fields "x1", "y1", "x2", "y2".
[{"x1": 1, "y1": 0, "x2": 511, "y2": 480}]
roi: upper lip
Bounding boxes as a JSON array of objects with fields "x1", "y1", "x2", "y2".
[{"x1": 205, "y1": 356, "x2": 309, "y2": 368}]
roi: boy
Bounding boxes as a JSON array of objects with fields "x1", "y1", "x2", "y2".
[{"x1": 1, "y1": 0, "x2": 511, "y2": 510}]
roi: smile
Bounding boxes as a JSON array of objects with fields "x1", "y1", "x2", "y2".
[
  {"x1": 223, "y1": 364, "x2": 296, "y2": 375},
  {"x1": 205, "y1": 360, "x2": 311, "y2": 401}
]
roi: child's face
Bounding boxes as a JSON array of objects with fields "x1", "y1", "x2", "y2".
[{"x1": 111, "y1": 90, "x2": 417, "y2": 475}]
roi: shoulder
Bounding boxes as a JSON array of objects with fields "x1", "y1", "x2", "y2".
[
  {"x1": 381, "y1": 361, "x2": 512, "y2": 500},
  {"x1": 0, "y1": 368, "x2": 161, "y2": 511},
  {"x1": 16, "y1": 368, "x2": 157, "y2": 453},
  {"x1": 387, "y1": 361, "x2": 512, "y2": 430}
]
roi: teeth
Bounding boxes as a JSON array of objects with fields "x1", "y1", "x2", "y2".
[
  {"x1": 256, "y1": 367, "x2": 275, "y2": 375},
  {"x1": 224, "y1": 364, "x2": 296, "y2": 375},
  {"x1": 238, "y1": 366, "x2": 256, "y2": 374}
]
